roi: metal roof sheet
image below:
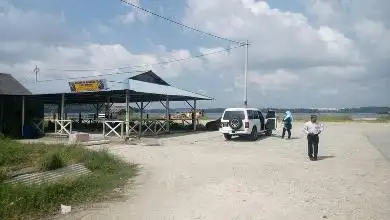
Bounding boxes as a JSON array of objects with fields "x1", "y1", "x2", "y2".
[
  {"x1": 0, "y1": 73, "x2": 31, "y2": 95},
  {"x1": 128, "y1": 79, "x2": 211, "y2": 100},
  {"x1": 19, "y1": 72, "x2": 212, "y2": 100}
]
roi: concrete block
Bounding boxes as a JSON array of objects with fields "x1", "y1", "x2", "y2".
[
  {"x1": 69, "y1": 132, "x2": 89, "y2": 144},
  {"x1": 80, "y1": 139, "x2": 110, "y2": 146}
]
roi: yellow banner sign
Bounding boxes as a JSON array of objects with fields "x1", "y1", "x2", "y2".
[{"x1": 69, "y1": 80, "x2": 106, "y2": 92}]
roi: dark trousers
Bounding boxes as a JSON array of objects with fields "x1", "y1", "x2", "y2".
[
  {"x1": 307, "y1": 134, "x2": 319, "y2": 158},
  {"x1": 282, "y1": 127, "x2": 291, "y2": 139}
]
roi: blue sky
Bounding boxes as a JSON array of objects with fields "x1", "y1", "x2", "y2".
[{"x1": 1, "y1": 0, "x2": 389, "y2": 108}]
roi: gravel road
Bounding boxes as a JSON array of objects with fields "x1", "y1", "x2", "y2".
[{"x1": 57, "y1": 122, "x2": 390, "y2": 220}]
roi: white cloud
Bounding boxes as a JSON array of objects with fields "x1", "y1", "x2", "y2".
[
  {"x1": 250, "y1": 69, "x2": 299, "y2": 91},
  {"x1": 115, "y1": 0, "x2": 150, "y2": 24},
  {"x1": 354, "y1": 19, "x2": 390, "y2": 59},
  {"x1": 306, "y1": 0, "x2": 340, "y2": 25},
  {"x1": 0, "y1": 0, "x2": 72, "y2": 44},
  {"x1": 223, "y1": 87, "x2": 234, "y2": 92},
  {"x1": 0, "y1": 43, "x2": 206, "y2": 81},
  {"x1": 233, "y1": 69, "x2": 299, "y2": 92},
  {"x1": 119, "y1": 12, "x2": 135, "y2": 24},
  {"x1": 184, "y1": 0, "x2": 362, "y2": 71},
  {"x1": 320, "y1": 88, "x2": 338, "y2": 96},
  {"x1": 0, "y1": 0, "x2": 389, "y2": 108},
  {"x1": 181, "y1": 0, "x2": 390, "y2": 107},
  {"x1": 305, "y1": 0, "x2": 390, "y2": 60},
  {"x1": 0, "y1": 0, "x2": 204, "y2": 82},
  {"x1": 198, "y1": 47, "x2": 235, "y2": 68}
]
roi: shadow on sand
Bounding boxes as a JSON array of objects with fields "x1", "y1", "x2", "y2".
[
  {"x1": 317, "y1": 155, "x2": 335, "y2": 160},
  {"x1": 229, "y1": 135, "x2": 271, "y2": 142},
  {"x1": 279, "y1": 137, "x2": 300, "y2": 140}
]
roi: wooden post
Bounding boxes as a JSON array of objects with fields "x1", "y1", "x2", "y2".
[
  {"x1": 166, "y1": 95, "x2": 170, "y2": 133},
  {"x1": 0, "y1": 96, "x2": 3, "y2": 133},
  {"x1": 21, "y1": 96, "x2": 25, "y2": 137},
  {"x1": 125, "y1": 90, "x2": 129, "y2": 136},
  {"x1": 193, "y1": 99, "x2": 197, "y2": 131},
  {"x1": 61, "y1": 94, "x2": 65, "y2": 120},
  {"x1": 138, "y1": 102, "x2": 143, "y2": 138}
]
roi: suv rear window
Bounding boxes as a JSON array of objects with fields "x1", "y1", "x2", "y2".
[{"x1": 223, "y1": 111, "x2": 245, "y2": 120}]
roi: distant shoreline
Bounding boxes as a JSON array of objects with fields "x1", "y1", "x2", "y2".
[{"x1": 44, "y1": 112, "x2": 389, "y2": 122}]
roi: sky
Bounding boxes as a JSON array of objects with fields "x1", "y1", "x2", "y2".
[{"x1": 0, "y1": 0, "x2": 389, "y2": 109}]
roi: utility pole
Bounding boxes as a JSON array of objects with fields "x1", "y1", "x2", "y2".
[
  {"x1": 33, "y1": 65, "x2": 40, "y2": 82},
  {"x1": 244, "y1": 40, "x2": 249, "y2": 108}
]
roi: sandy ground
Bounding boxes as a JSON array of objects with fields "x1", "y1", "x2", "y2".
[{"x1": 56, "y1": 122, "x2": 390, "y2": 220}]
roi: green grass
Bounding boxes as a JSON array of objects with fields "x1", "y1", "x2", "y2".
[
  {"x1": 317, "y1": 115, "x2": 353, "y2": 122},
  {"x1": 292, "y1": 115, "x2": 353, "y2": 122},
  {"x1": 0, "y1": 139, "x2": 138, "y2": 220},
  {"x1": 198, "y1": 116, "x2": 208, "y2": 120},
  {"x1": 291, "y1": 115, "x2": 390, "y2": 123},
  {"x1": 376, "y1": 115, "x2": 390, "y2": 122},
  {"x1": 40, "y1": 152, "x2": 65, "y2": 171}
]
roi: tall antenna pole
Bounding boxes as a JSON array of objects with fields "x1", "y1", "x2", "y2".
[
  {"x1": 33, "y1": 65, "x2": 40, "y2": 82},
  {"x1": 244, "y1": 40, "x2": 249, "y2": 108}
]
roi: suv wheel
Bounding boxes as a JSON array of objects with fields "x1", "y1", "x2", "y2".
[
  {"x1": 250, "y1": 127, "x2": 258, "y2": 141},
  {"x1": 224, "y1": 134, "x2": 232, "y2": 141}
]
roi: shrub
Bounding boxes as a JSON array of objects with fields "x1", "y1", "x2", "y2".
[
  {"x1": 0, "y1": 140, "x2": 29, "y2": 167},
  {"x1": 40, "y1": 152, "x2": 64, "y2": 171},
  {"x1": 83, "y1": 149, "x2": 122, "y2": 173},
  {"x1": 0, "y1": 167, "x2": 7, "y2": 181}
]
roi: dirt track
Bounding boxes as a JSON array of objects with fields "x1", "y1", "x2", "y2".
[{"x1": 58, "y1": 122, "x2": 390, "y2": 220}]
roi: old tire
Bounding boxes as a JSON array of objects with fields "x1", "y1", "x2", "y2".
[
  {"x1": 224, "y1": 134, "x2": 232, "y2": 141},
  {"x1": 250, "y1": 127, "x2": 258, "y2": 141}
]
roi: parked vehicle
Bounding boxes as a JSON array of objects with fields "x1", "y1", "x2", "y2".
[
  {"x1": 205, "y1": 117, "x2": 221, "y2": 131},
  {"x1": 219, "y1": 108, "x2": 277, "y2": 141}
]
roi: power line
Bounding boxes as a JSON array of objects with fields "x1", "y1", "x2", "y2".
[
  {"x1": 35, "y1": 70, "x2": 144, "y2": 82},
  {"x1": 119, "y1": 0, "x2": 242, "y2": 44},
  {"x1": 43, "y1": 44, "x2": 245, "y2": 72},
  {"x1": 32, "y1": 44, "x2": 245, "y2": 82}
]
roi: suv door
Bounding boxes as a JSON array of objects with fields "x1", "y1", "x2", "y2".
[
  {"x1": 253, "y1": 111, "x2": 261, "y2": 131},
  {"x1": 258, "y1": 111, "x2": 265, "y2": 130},
  {"x1": 246, "y1": 110, "x2": 254, "y2": 130}
]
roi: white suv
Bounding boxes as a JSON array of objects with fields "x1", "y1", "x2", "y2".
[{"x1": 219, "y1": 108, "x2": 276, "y2": 141}]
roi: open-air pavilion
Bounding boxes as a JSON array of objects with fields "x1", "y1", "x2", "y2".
[{"x1": 0, "y1": 71, "x2": 213, "y2": 139}]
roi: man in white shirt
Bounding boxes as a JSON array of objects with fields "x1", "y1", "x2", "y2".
[{"x1": 303, "y1": 115, "x2": 324, "y2": 161}]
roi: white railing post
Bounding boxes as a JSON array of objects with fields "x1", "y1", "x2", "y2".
[
  {"x1": 121, "y1": 122, "x2": 124, "y2": 138},
  {"x1": 102, "y1": 119, "x2": 106, "y2": 137},
  {"x1": 103, "y1": 120, "x2": 125, "y2": 138},
  {"x1": 54, "y1": 119, "x2": 72, "y2": 135},
  {"x1": 55, "y1": 120, "x2": 57, "y2": 133}
]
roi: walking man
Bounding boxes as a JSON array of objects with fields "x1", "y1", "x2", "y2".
[{"x1": 303, "y1": 115, "x2": 324, "y2": 161}]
